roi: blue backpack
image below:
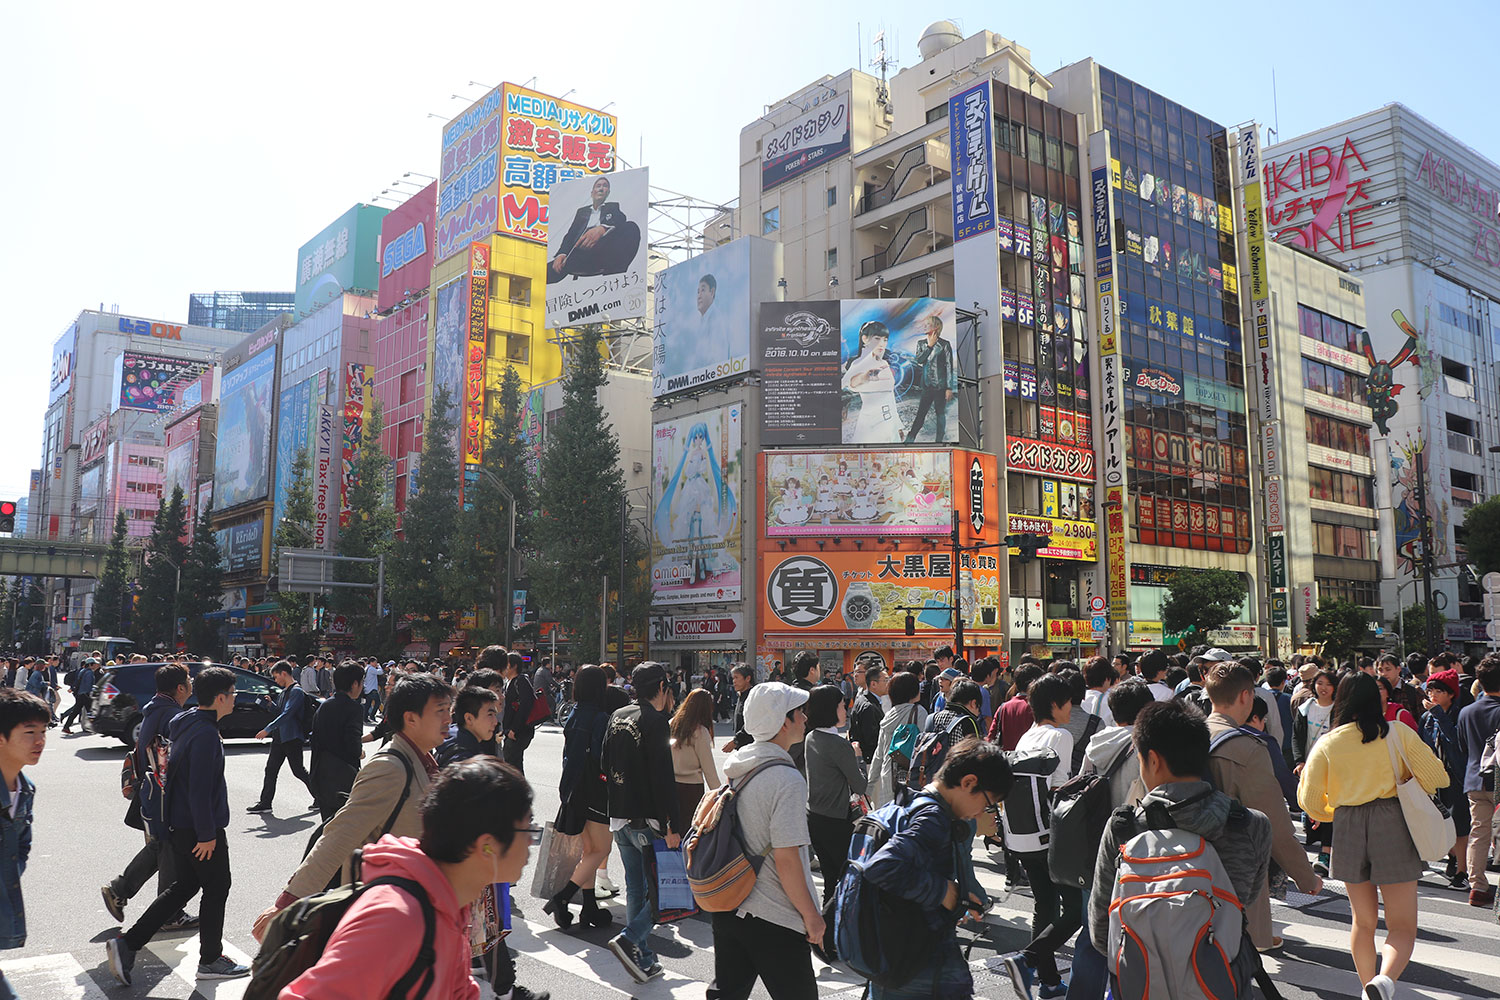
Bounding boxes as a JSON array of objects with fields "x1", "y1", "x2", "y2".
[{"x1": 832, "y1": 791, "x2": 947, "y2": 988}]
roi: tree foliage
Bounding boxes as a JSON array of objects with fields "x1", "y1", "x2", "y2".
[
  {"x1": 1307, "y1": 598, "x2": 1370, "y2": 662},
  {"x1": 180, "y1": 508, "x2": 224, "y2": 656},
  {"x1": 91, "y1": 511, "x2": 131, "y2": 637},
  {"x1": 1398, "y1": 602, "x2": 1447, "y2": 656},
  {"x1": 528, "y1": 329, "x2": 633, "y2": 660},
  {"x1": 1160, "y1": 568, "x2": 1246, "y2": 642},
  {"x1": 273, "y1": 448, "x2": 317, "y2": 658},
  {"x1": 388, "y1": 385, "x2": 467, "y2": 657},
  {"x1": 333, "y1": 399, "x2": 399, "y2": 655},
  {"x1": 464, "y1": 365, "x2": 533, "y2": 645},
  {"x1": 1464, "y1": 497, "x2": 1500, "y2": 576},
  {"x1": 136, "y1": 489, "x2": 189, "y2": 651}
]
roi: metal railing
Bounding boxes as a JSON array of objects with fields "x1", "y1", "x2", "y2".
[
  {"x1": 859, "y1": 207, "x2": 930, "y2": 278},
  {"x1": 1447, "y1": 430, "x2": 1482, "y2": 455},
  {"x1": 858, "y1": 144, "x2": 929, "y2": 214}
]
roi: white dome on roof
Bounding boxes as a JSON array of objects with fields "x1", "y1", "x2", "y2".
[{"x1": 918, "y1": 20, "x2": 962, "y2": 60}]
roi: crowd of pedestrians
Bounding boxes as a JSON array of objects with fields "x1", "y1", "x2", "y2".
[{"x1": 1, "y1": 639, "x2": 1499, "y2": 1000}]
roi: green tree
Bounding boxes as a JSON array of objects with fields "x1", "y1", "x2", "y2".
[
  {"x1": 388, "y1": 385, "x2": 467, "y2": 657},
  {"x1": 1398, "y1": 602, "x2": 1447, "y2": 656},
  {"x1": 464, "y1": 365, "x2": 533, "y2": 644},
  {"x1": 529, "y1": 328, "x2": 630, "y2": 659},
  {"x1": 1160, "y1": 568, "x2": 1247, "y2": 645},
  {"x1": 180, "y1": 508, "x2": 225, "y2": 656},
  {"x1": 1464, "y1": 496, "x2": 1500, "y2": 576},
  {"x1": 1307, "y1": 598, "x2": 1370, "y2": 662},
  {"x1": 136, "y1": 489, "x2": 189, "y2": 651},
  {"x1": 91, "y1": 511, "x2": 131, "y2": 636},
  {"x1": 273, "y1": 448, "x2": 318, "y2": 658},
  {"x1": 332, "y1": 400, "x2": 399, "y2": 652}
]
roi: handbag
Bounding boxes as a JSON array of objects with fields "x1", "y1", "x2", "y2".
[
  {"x1": 651, "y1": 839, "x2": 698, "y2": 921},
  {"x1": 1385, "y1": 729, "x2": 1454, "y2": 861},
  {"x1": 528, "y1": 821, "x2": 585, "y2": 900}
]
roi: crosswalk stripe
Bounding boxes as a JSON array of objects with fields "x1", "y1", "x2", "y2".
[{"x1": 0, "y1": 953, "x2": 112, "y2": 999}]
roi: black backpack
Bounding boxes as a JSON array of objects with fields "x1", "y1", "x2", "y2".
[
  {"x1": 245, "y1": 850, "x2": 436, "y2": 1000},
  {"x1": 1048, "y1": 741, "x2": 1135, "y2": 889},
  {"x1": 906, "y1": 713, "x2": 973, "y2": 790}
]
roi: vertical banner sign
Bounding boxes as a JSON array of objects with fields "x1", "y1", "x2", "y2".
[
  {"x1": 1266, "y1": 534, "x2": 1287, "y2": 589},
  {"x1": 341, "y1": 364, "x2": 374, "y2": 529},
  {"x1": 1089, "y1": 131, "x2": 1128, "y2": 621},
  {"x1": 949, "y1": 81, "x2": 995, "y2": 242},
  {"x1": 1240, "y1": 126, "x2": 1276, "y2": 425},
  {"x1": 464, "y1": 241, "x2": 492, "y2": 467},
  {"x1": 313, "y1": 403, "x2": 337, "y2": 551},
  {"x1": 1264, "y1": 477, "x2": 1284, "y2": 534},
  {"x1": 1263, "y1": 422, "x2": 1282, "y2": 478}
]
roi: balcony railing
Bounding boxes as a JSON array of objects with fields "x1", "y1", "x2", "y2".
[
  {"x1": 860, "y1": 207, "x2": 946, "y2": 278},
  {"x1": 859, "y1": 144, "x2": 931, "y2": 214}
]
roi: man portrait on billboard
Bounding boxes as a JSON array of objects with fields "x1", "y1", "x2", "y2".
[
  {"x1": 546, "y1": 175, "x2": 641, "y2": 283},
  {"x1": 903, "y1": 314, "x2": 957, "y2": 444}
]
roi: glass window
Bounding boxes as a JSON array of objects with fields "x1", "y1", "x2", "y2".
[
  {"x1": 761, "y1": 207, "x2": 779, "y2": 234},
  {"x1": 825, "y1": 248, "x2": 838, "y2": 269},
  {"x1": 827, "y1": 187, "x2": 837, "y2": 208}
]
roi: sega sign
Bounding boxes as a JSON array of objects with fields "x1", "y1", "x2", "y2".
[
  {"x1": 117, "y1": 317, "x2": 182, "y2": 340},
  {"x1": 382, "y1": 222, "x2": 427, "y2": 278}
]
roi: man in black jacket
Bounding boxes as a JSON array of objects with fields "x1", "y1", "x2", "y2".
[
  {"x1": 604, "y1": 662, "x2": 678, "y2": 984},
  {"x1": 501, "y1": 651, "x2": 536, "y2": 773},
  {"x1": 903, "y1": 314, "x2": 957, "y2": 443},
  {"x1": 721, "y1": 663, "x2": 756, "y2": 753},
  {"x1": 309, "y1": 662, "x2": 367, "y2": 821},
  {"x1": 546, "y1": 175, "x2": 641, "y2": 283},
  {"x1": 848, "y1": 663, "x2": 887, "y2": 763},
  {"x1": 248, "y1": 661, "x2": 314, "y2": 813}
]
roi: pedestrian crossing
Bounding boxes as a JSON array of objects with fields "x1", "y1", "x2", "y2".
[{"x1": 0, "y1": 937, "x2": 256, "y2": 1000}]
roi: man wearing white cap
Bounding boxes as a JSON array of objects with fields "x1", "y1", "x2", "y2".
[{"x1": 711, "y1": 682, "x2": 822, "y2": 1000}]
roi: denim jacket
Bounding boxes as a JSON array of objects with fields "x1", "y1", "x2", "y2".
[{"x1": 0, "y1": 772, "x2": 36, "y2": 949}]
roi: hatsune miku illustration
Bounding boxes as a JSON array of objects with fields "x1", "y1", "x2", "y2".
[{"x1": 654, "y1": 421, "x2": 740, "y2": 586}]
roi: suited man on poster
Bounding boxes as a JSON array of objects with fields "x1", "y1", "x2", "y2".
[
  {"x1": 903, "y1": 314, "x2": 957, "y2": 443},
  {"x1": 547, "y1": 175, "x2": 641, "y2": 283}
]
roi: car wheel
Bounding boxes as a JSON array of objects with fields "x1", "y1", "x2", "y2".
[{"x1": 125, "y1": 715, "x2": 143, "y2": 748}]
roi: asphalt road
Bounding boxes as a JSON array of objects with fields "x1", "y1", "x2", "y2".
[{"x1": 7, "y1": 702, "x2": 1500, "y2": 999}]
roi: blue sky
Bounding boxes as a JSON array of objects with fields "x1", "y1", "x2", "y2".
[{"x1": 2, "y1": 0, "x2": 1493, "y2": 502}]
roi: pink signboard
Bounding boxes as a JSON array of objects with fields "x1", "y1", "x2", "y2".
[{"x1": 377, "y1": 182, "x2": 437, "y2": 313}]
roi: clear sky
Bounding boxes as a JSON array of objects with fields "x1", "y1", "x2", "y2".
[{"x1": 3, "y1": 0, "x2": 1494, "y2": 503}]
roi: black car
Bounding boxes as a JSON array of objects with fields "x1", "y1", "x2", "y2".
[{"x1": 91, "y1": 661, "x2": 280, "y2": 746}]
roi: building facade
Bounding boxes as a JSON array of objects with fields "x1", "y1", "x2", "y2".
[{"x1": 187, "y1": 290, "x2": 294, "y2": 334}]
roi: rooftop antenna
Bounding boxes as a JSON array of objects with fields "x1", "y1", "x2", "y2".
[
  {"x1": 1271, "y1": 67, "x2": 1281, "y2": 142},
  {"x1": 870, "y1": 28, "x2": 895, "y2": 108}
]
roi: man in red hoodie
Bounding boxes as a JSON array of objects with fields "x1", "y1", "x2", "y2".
[{"x1": 278, "y1": 756, "x2": 538, "y2": 999}]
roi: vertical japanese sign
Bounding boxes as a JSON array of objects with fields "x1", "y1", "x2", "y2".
[
  {"x1": 313, "y1": 402, "x2": 337, "y2": 551},
  {"x1": 436, "y1": 88, "x2": 502, "y2": 262},
  {"x1": 341, "y1": 363, "x2": 374, "y2": 529},
  {"x1": 464, "y1": 242, "x2": 491, "y2": 466},
  {"x1": 1090, "y1": 132, "x2": 1128, "y2": 621},
  {"x1": 949, "y1": 81, "x2": 995, "y2": 243},
  {"x1": 1241, "y1": 126, "x2": 1276, "y2": 426},
  {"x1": 497, "y1": 83, "x2": 618, "y2": 246}
]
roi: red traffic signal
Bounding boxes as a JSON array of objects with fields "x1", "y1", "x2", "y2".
[{"x1": 0, "y1": 500, "x2": 15, "y2": 533}]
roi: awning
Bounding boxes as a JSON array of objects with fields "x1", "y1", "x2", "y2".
[{"x1": 245, "y1": 603, "x2": 278, "y2": 614}]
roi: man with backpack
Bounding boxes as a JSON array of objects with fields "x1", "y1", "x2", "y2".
[
  {"x1": 604, "y1": 662, "x2": 679, "y2": 984},
  {"x1": 500, "y1": 650, "x2": 537, "y2": 773},
  {"x1": 849, "y1": 738, "x2": 1009, "y2": 999},
  {"x1": 1088, "y1": 700, "x2": 1273, "y2": 1000},
  {"x1": 911, "y1": 680, "x2": 984, "y2": 788},
  {"x1": 100, "y1": 664, "x2": 197, "y2": 932},
  {"x1": 252, "y1": 673, "x2": 452, "y2": 943},
  {"x1": 270, "y1": 757, "x2": 537, "y2": 999},
  {"x1": 107, "y1": 667, "x2": 248, "y2": 984},
  {"x1": 1203, "y1": 660, "x2": 1322, "y2": 951},
  {"x1": 991, "y1": 662, "x2": 1044, "y2": 750},
  {"x1": 59, "y1": 656, "x2": 96, "y2": 734},
  {"x1": 709, "y1": 681, "x2": 822, "y2": 1000},
  {"x1": 247, "y1": 660, "x2": 316, "y2": 814},
  {"x1": 1457, "y1": 654, "x2": 1500, "y2": 907}
]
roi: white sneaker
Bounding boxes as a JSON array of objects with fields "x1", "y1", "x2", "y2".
[
  {"x1": 1363, "y1": 974, "x2": 1395, "y2": 1000},
  {"x1": 595, "y1": 873, "x2": 618, "y2": 899}
]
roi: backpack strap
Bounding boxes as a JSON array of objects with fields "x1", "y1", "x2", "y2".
[
  {"x1": 1101, "y1": 741, "x2": 1136, "y2": 781},
  {"x1": 1208, "y1": 728, "x2": 1251, "y2": 755},
  {"x1": 729, "y1": 758, "x2": 796, "y2": 792},
  {"x1": 377, "y1": 749, "x2": 417, "y2": 837},
  {"x1": 364, "y1": 875, "x2": 437, "y2": 1000}
]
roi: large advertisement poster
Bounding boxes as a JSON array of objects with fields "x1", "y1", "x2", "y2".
[
  {"x1": 652, "y1": 237, "x2": 780, "y2": 398},
  {"x1": 49, "y1": 328, "x2": 76, "y2": 404},
  {"x1": 341, "y1": 364, "x2": 374, "y2": 529},
  {"x1": 116, "y1": 352, "x2": 198, "y2": 413},
  {"x1": 215, "y1": 519, "x2": 265, "y2": 574},
  {"x1": 759, "y1": 299, "x2": 959, "y2": 447},
  {"x1": 544, "y1": 167, "x2": 648, "y2": 329},
  {"x1": 272, "y1": 375, "x2": 315, "y2": 538},
  {"x1": 463, "y1": 243, "x2": 491, "y2": 466},
  {"x1": 163, "y1": 440, "x2": 196, "y2": 510},
  {"x1": 377, "y1": 182, "x2": 437, "y2": 313},
  {"x1": 213, "y1": 345, "x2": 277, "y2": 510},
  {"x1": 437, "y1": 83, "x2": 618, "y2": 257},
  {"x1": 431, "y1": 277, "x2": 466, "y2": 425},
  {"x1": 764, "y1": 450, "x2": 953, "y2": 536},
  {"x1": 651, "y1": 404, "x2": 743, "y2": 606},
  {"x1": 758, "y1": 550, "x2": 1001, "y2": 644},
  {"x1": 312, "y1": 403, "x2": 337, "y2": 550},
  {"x1": 295, "y1": 204, "x2": 388, "y2": 320},
  {"x1": 762, "y1": 94, "x2": 850, "y2": 191}
]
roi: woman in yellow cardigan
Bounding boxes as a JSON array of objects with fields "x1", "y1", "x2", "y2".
[{"x1": 1298, "y1": 672, "x2": 1449, "y2": 1000}]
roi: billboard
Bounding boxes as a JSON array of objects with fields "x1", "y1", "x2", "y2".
[
  {"x1": 341, "y1": 363, "x2": 374, "y2": 528},
  {"x1": 758, "y1": 550, "x2": 1001, "y2": 641},
  {"x1": 295, "y1": 203, "x2": 389, "y2": 320},
  {"x1": 115, "y1": 352, "x2": 198, "y2": 413},
  {"x1": 763, "y1": 450, "x2": 953, "y2": 536},
  {"x1": 544, "y1": 167, "x2": 648, "y2": 329},
  {"x1": 216, "y1": 519, "x2": 265, "y2": 574},
  {"x1": 49, "y1": 327, "x2": 76, "y2": 404},
  {"x1": 463, "y1": 243, "x2": 491, "y2": 466},
  {"x1": 762, "y1": 93, "x2": 850, "y2": 191},
  {"x1": 80, "y1": 414, "x2": 110, "y2": 467},
  {"x1": 431, "y1": 277, "x2": 466, "y2": 425},
  {"x1": 272, "y1": 374, "x2": 319, "y2": 538},
  {"x1": 213, "y1": 344, "x2": 277, "y2": 510},
  {"x1": 163, "y1": 440, "x2": 196, "y2": 511},
  {"x1": 377, "y1": 182, "x2": 437, "y2": 313},
  {"x1": 949, "y1": 81, "x2": 996, "y2": 243},
  {"x1": 651, "y1": 404, "x2": 743, "y2": 606},
  {"x1": 312, "y1": 402, "x2": 337, "y2": 550},
  {"x1": 1007, "y1": 513, "x2": 1098, "y2": 562},
  {"x1": 759, "y1": 299, "x2": 958, "y2": 446},
  {"x1": 437, "y1": 83, "x2": 618, "y2": 258},
  {"x1": 652, "y1": 237, "x2": 780, "y2": 397}
]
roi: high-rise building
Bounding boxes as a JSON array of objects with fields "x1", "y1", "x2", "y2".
[
  {"x1": 187, "y1": 290, "x2": 294, "y2": 334},
  {"x1": 1265, "y1": 105, "x2": 1500, "y2": 652}
]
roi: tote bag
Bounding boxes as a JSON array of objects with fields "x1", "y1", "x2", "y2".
[{"x1": 1385, "y1": 731, "x2": 1454, "y2": 861}]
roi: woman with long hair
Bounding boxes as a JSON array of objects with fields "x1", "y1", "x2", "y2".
[
  {"x1": 1376, "y1": 675, "x2": 1418, "y2": 731},
  {"x1": 669, "y1": 688, "x2": 721, "y2": 836},
  {"x1": 545, "y1": 665, "x2": 616, "y2": 928},
  {"x1": 1293, "y1": 667, "x2": 1339, "y2": 873},
  {"x1": 1298, "y1": 673, "x2": 1449, "y2": 1000}
]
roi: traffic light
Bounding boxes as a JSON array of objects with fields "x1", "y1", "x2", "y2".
[
  {"x1": 1005, "y1": 533, "x2": 1052, "y2": 564},
  {"x1": 905, "y1": 613, "x2": 916, "y2": 636},
  {"x1": 0, "y1": 500, "x2": 15, "y2": 534}
]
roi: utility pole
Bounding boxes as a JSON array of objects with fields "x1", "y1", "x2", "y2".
[
  {"x1": 618, "y1": 494, "x2": 627, "y2": 670},
  {"x1": 950, "y1": 510, "x2": 963, "y2": 657},
  {"x1": 1413, "y1": 435, "x2": 1438, "y2": 652}
]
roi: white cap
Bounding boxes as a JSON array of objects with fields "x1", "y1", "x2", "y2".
[{"x1": 742, "y1": 682, "x2": 810, "y2": 741}]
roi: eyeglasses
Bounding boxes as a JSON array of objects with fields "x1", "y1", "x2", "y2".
[
  {"x1": 980, "y1": 790, "x2": 1000, "y2": 814},
  {"x1": 517, "y1": 825, "x2": 545, "y2": 845}
]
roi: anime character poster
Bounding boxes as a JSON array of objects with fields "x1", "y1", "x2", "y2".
[
  {"x1": 431, "y1": 277, "x2": 465, "y2": 426},
  {"x1": 839, "y1": 298, "x2": 958, "y2": 445},
  {"x1": 651, "y1": 404, "x2": 743, "y2": 606},
  {"x1": 765, "y1": 450, "x2": 953, "y2": 536}
]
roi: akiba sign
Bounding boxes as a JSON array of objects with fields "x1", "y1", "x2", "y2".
[
  {"x1": 1413, "y1": 148, "x2": 1500, "y2": 267},
  {"x1": 1264, "y1": 136, "x2": 1377, "y2": 253}
]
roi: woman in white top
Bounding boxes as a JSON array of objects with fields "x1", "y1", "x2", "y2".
[
  {"x1": 841, "y1": 323, "x2": 904, "y2": 444},
  {"x1": 669, "y1": 689, "x2": 721, "y2": 836},
  {"x1": 868, "y1": 670, "x2": 928, "y2": 808},
  {"x1": 1293, "y1": 667, "x2": 1338, "y2": 873}
]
